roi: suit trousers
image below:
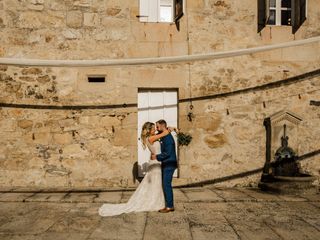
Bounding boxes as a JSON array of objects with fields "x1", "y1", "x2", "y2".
[{"x1": 162, "y1": 166, "x2": 176, "y2": 208}]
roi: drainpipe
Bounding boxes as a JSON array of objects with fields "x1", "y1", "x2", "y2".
[{"x1": 261, "y1": 117, "x2": 272, "y2": 182}]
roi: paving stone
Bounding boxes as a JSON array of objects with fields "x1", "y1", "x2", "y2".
[
  {"x1": 265, "y1": 217, "x2": 320, "y2": 240},
  {"x1": 93, "y1": 191, "x2": 122, "y2": 203},
  {"x1": 143, "y1": 204, "x2": 192, "y2": 240},
  {"x1": 173, "y1": 188, "x2": 189, "y2": 202},
  {"x1": 275, "y1": 201, "x2": 320, "y2": 230},
  {"x1": 47, "y1": 215, "x2": 99, "y2": 233},
  {"x1": 71, "y1": 203, "x2": 103, "y2": 217},
  {"x1": 61, "y1": 192, "x2": 98, "y2": 203},
  {"x1": 182, "y1": 188, "x2": 224, "y2": 202},
  {"x1": 120, "y1": 191, "x2": 132, "y2": 203},
  {"x1": 0, "y1": 234, "x2": 40, "y2": 240},
  {"x1": 300, "y1": 192, "x2": 320, "y2": 202},
  {"x1": 89, "y1": 212, "x2": 146, "y2": 240},
  {"x1": 0, "y1": 193, "x2": 35, "y2": 202},
  {"x1": 236, "y1": 188, "x2": 282, "y2": 201},
  {"x1": 24, "y1": 193, "x2": 66, "y2": 202},
  {"x1": 277, "y1": 194, "x2": 308, "y2": 202},
  {"x1": 209, "y1": 188, "x2": 256, "y2": 202},
  {"x1": 183, "y1": 205, "x2": 238, "y2": 240},
  {"x1": 0, "y1": 189, "x2": 319, "y2": 240},
  {"x1": 0, "y1": 217, "x2": 56, "y2": 235},
  {"x1": 0, "y1": 202, "x2": 37, "y2": 218},
  {"x1": 225, "y1": 213, "x2": 282, "y2": 240},
  {"x1": 0, "y1": 202, "x2": 71, "y2": 235},
  {"x1": 0, "y1": 232, "x2": 89, "y2": 240},
  {"x1": 39, "y1": 232, "x2": 90, "y2": 240},
  {"x1": 309, "y1": 201, "x2": 320, "y2": 208}
]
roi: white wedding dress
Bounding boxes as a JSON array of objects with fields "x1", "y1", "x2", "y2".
[{"x1": 98, "y1": 139, "x2": 165, "y2": 217}]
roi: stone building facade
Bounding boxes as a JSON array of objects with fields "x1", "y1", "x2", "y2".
[{"x1": 0, "y1": 0, "x2": 319, "y2": 190}]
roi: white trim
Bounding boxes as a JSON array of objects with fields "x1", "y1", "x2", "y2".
[
  {"x1": 0, "y1": 37, "x2": 319, "y2": 67},
  {"x1": 159, "y1": 0, "x2": 174, "y2": 22},
  {"x1": 269, "y1": 0, "x2": 292, "y2": 26},
  {"x1": 306, "y1": 0, "x2": 308, "y2": 18}
]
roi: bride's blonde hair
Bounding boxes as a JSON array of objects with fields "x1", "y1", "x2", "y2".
[{"x1": 141, "y1": 122, "x2": 155, "y2": 149}]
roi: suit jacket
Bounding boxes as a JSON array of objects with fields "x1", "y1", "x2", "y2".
[{"x1": 156, "y1": 133, "x2": 177, "y2": 168}]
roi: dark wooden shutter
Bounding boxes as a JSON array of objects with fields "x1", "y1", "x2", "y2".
[
  {"x1": 258, "y1": 0, "x2": 267, "y2": 33},
  {"x1": 292, "y1": 0, "x2": 307, "y2": 34},
  {"x1": 174, "y1": 0, "x2": 184, "y2": 22}
]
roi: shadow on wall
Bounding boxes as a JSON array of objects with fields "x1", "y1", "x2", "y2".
[
  {"x1": 177, "y1": 149, "x2": 320, "y2": 188},
  {"x1": 0, "y1": 69, "x2": 319, "y2": 109},
  {"x1": 132, "y1": 161, "x2": 146, "y2": 184},
  {"x1": 132, "y1": 161, "x2": 162, "y2": 184}
]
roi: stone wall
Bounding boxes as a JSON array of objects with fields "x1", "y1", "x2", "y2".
[{"x1": 0, "y1": 0, "x2": 319, "y2": 189}]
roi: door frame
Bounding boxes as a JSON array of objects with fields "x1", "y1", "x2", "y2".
[{"x1": 137, "y1": 87, "x2": 180, "y2": 178}]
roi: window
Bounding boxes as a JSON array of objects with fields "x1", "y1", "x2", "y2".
[
  {"x1": 139, "y1": 0, "x2": 184, "y2": 23},
  {"x1": 87, "y1": 76, "x2": 105, "y2": 83},
  {"x1": 267, "y1": 0, "x2": 292, "y2": 26},
  {"x1": 258, "y1": 0, "x2": 307, "y2": 34},
  {"x1": 160, "y1": 0, "x2": 173, "y2": 22}
]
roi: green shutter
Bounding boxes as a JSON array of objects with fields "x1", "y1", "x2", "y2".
[
  {"x1": 258, "y1": 0, "x2": 267, "y2": 33},
  {"x1": 174, "y1": 0, "x2": 184, "y2": 22},
  {"x1": 292, "y1": 0, "x2": 307, "y2": 34}
]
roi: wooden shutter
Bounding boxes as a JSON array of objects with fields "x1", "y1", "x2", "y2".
[
  {"x1": 148, "y1": 0, "x2": 159, "y2": 22},
  {"x1": 257, "y1": 0, "x2": 267, "y2": 33},
  {"x1": 292, "y1": 0, "x2": 307, "y2": 34},
  {"x1": 139, "y1": 0, "x2": 149, "y2": 22},
  {"x1": 174, "y1": 0, "x2": 184, "y2": 22},
  {"x1": 139, "y1": 0, "x2": 158, "y2": 22}
]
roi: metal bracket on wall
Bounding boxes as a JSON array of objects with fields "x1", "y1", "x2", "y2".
[{"x1": 310, "y1": 100, "x2": 320, "y2": 106}]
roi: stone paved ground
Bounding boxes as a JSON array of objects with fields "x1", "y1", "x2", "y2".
[{"x1": 0, "y1": 187, "x2": 319, "y2": 240}]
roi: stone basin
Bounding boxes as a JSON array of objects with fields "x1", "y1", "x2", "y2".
[{"x1": 259, "y1": 174, "x2": 317, "y2": 195}]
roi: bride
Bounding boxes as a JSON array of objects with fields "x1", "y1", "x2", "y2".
[{"x1": 98, "y1": 122, "x2": 172, "y2": 217}]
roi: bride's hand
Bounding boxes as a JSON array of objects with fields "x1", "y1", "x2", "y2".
[{"x1": 168, "y1": 127, "x2": 179, "y2": 133}]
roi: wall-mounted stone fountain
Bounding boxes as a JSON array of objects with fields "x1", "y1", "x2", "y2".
[{"x1": 259, "y1": 111, "x2": 316, "y2": 194}]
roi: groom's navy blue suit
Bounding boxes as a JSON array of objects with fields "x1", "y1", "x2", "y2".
[{"x1": 156, "y1": 133, "x2": 177, "y2": 208}]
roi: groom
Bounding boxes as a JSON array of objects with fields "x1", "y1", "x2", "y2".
[{"x1": 151, "y1": 119, "x2": 177, "y2": 213}]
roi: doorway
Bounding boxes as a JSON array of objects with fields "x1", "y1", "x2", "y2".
[{"x1": 137, "y1": 89, "x2": 178, "y2": 178}]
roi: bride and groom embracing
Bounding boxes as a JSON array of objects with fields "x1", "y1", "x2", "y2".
[{"x1": 98, "y1": 119, "x2": 177, "y2": 217}]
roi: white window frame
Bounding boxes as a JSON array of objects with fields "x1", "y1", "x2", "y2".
[
  {"x1": 159, "y1": 0, "x2": 174, "y2": 23},
  {"x1": 268, "y1": 0, "x2": 291, "y2": 26},
  {"x1": 268, "y1": 0, "x2": 308, "y2": 26},
  {"x1": 140, "y1": 0, "x2": 182, "y2": 23}
]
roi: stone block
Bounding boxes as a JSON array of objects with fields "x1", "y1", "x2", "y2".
[
  {"x1": 89, "y1": 212, "x2": 146, "y2": 239},
  {"x1": 17, "y1": 119, "x2": 33, "y2": 129},
  {"x1": 187, "y1": 0, "x2": 205, "y2": 9},
  {"x1": 182, "y1": 188, "x2": 224, "y2": 202},
  {"x1": 63, "y1": 144, "x2": 89, "y2": 158},
  {"x1": 53, "y1": 132, "x2": 74, "y2": 145},
  {"x1": 30, "y1": 0, "x2": 45, "y2": 4},
  {"x1": 131, "y1": 21, "x2": 188, "y2": 42},
  {"x1": 113, "y1": 128, "x2": 137, "y2": 146},
  {"x1": 17, "y1": 12, "x2": 43, "y2": 29},
  {"x1": 62, "y1": 28, "x2": 81, "y2": 39},
  {"x1": 83, "y1": 12, "x2": 100, "y2": 27},
  {"x1": 21, "y1": 67, "x2": 42, "y2": 75},
  {"x1": 33, "y1": 132, "x2": 52, "y2": 145},
  {"x1": 204, "y1": 133, "x2": 227, "y2": 148},
  {"x1": 93, "y1": 191, "x2": 122, "y2": 203},
  {"x1": 27, "y1": 4, "x2": 44, "y2": 11},
  {"x1": 66, "y1": 11, "x2": 83, "y2": 28},
  {"x1": 194, "y1": 113, "x2": 222, "y2": 132}
]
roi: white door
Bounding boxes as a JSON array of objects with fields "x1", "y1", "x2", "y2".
[{"x1": 137, "y1": 89, "x2": 178, "y2": 178}]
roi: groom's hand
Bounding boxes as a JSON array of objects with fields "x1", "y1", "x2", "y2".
[{"x1": 151, "y1": 154, "x2": 156, "y2": 160}]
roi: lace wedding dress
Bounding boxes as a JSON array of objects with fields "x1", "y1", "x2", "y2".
[{"x1": 98, "y1": 139, "x2": 165, "y2": 217}]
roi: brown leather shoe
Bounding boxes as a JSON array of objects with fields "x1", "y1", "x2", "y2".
[{"x1": 158, "y1": 207, "x2": 175, "y2": 213}]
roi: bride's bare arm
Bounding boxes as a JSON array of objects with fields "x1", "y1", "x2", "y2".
[
  {"x1": 148, "y1": 129, "x2": 171, "y2": 144},
  {"x1": 168, "y1": 127, "x2": 179, "y2": 133}
]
